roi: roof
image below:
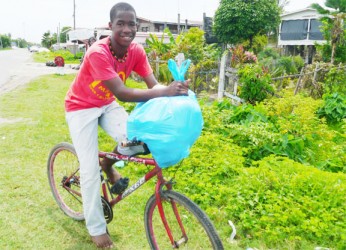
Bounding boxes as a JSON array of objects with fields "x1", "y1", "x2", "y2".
[{"x1": 281, "y1": 7, "x2": 324, "y2": 20}]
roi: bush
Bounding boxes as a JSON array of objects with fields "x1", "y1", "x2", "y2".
[
  {"x1": 242, "y1": 34, "x2": 268, "y2": 54},
  {"x1": 323, "y1": 66, "x2": 346, "y2": 95},
  {"x1": 231, "y1": 155, "x2": 346, "y2": 249},
  {"x1": 238, "y1": 64, "x2": 273, "y2": 104},
  {"x1": 258, "y1": 47, "x2": 280, "y2": 60},
  {"x1": 316, "y1": 43, "x2": 346, "y2": 64},
  {"x1": 317, "y1": 92, "x2": 346, "y2": 124},
  {"x1": 204, "y1": 91, "x2": 346, "y2": 172},
  {"x1": 230, "y1": 45, "x2": 257, "y2": 68},
  {"x1": 277, "y1": 56, "x2": 304, "y2": 75}
]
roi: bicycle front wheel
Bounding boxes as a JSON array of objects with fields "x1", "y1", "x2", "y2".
[
  {"x1": 144, "y1": 190, "x2": 224, "y2": 249},
  {"x1": 47, "y1": 142, "x2": 84, "y2": 220}
]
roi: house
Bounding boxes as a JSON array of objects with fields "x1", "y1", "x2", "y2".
[
  {"x1": 136, "y1": 16, "x2": 202, "y2": 34},
  {"x1": 278, "y1": 8, "x2": 327, "y2": 63},
  {"x1": 94, "y1": 28, "x2": 178, "y2": 47},
  {"x1": 95, "y1": 16, "x2": 202, "y2": 47}
]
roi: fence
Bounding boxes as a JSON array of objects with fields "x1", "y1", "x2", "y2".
[
  {"x1": 218, "y1": 51, "x2": 346, "y2": 102},
  {"x1": 149, "y1": 56, "x2": 219, "y2": 95},
  {"x1": 217, "y1": 52, "x2": 244, "y2": 103},
  {"x1": 273, "y1": 63, "x2": 346, "y2": 97}
]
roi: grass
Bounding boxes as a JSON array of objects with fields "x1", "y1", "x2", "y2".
[
  {"x1": 33, "y1": 50, "x2": 82, "y2": 64},
  {"x1": 0, "y1": 74, "x2": 172, "y2": 249},
  {"x1": 3, "y1": 73, "x2": 344, "y2": 249}
]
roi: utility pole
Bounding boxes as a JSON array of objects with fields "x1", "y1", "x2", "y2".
[
  {"x1": 178, "y1": 13, "x2": 181, "y2": 34},
  {"x1": 73, "y1": 0, "x2": 76, "y2": 30},
  {"x1": 72, "y1": 0, "x2": 76, "y2": 57},
  {"x1": 57, "y1": 22, "x2": 60, "y2": 49}
]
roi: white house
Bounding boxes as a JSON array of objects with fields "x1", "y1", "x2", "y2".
[{"x1": 278, "y1": 8, "x2": 327, "y2": 63}]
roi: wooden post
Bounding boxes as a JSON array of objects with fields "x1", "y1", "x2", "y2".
[
  {"x1": 155, "y1": 56, "x2": 160, "y2": 79},
  {"x1": 310, "y1": 63, "x2": 319, "y2": 95},
  {"x1": 312, "y1": 63, "x2": 319, "y2": 87},
  {"x1": 218, "y1": 51, "x2": 228, "y2": 99},
  {"x1": 294, "y1": 66, "x2": 305, "y2": 95}
]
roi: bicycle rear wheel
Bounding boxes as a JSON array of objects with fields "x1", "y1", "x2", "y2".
[
  {"x1": 144, "y1": 190, "x2": 224, "y2": 249},
  {"x1": 47, "y1": 142, "x2": 84, "y2": 220}
]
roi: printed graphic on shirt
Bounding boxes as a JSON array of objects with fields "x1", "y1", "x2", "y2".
[{"x1": 89, "y1": 71, "x2": 126, "y2": 100}]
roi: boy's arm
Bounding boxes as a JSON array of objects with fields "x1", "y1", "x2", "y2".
[
  {"x1": 142, "y1": 73, "x2": 165, "y2": 89},
  {"x1": 143, "y1": 73, "x2": 191, "y2": 90},
  {"x1": 103, "y1": 76, "x2": 188, "y2": 103}
]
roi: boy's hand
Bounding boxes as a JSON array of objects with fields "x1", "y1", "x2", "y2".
[{"x1": 167, "y1": 79, "x2": 190, "y2": 96}]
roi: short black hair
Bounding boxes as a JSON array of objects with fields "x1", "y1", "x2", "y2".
[{"x1": 110, "y1": 2, "x2": 136, "y2": 22}]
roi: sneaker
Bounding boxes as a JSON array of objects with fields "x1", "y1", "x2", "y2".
[
  {"x1": 110, "y1": 177, "x2": 129, "y2": 194},
  {"x1": 117, "y1": 144, "x2": 150, "y2": 156}
]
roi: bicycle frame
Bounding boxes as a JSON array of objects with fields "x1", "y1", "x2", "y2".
[
  {"x1": 97, "y1": 151, "x2": 187, "y2": 248},
  {"x1": 98, "y1": 151, "x2": 161, "y2": 206}
]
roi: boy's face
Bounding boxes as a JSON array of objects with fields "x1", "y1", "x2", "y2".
[{"x1": 109, "y1": 10, "x2": 137, "y2": 48}]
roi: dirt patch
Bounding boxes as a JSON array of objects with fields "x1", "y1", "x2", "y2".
[{"x1": 0, "y1": 117, "x2": 29, "y2": 125}]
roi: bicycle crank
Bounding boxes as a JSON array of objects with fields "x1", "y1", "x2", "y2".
[{"x1": 101, "y1": 196, "x2": 113, "y2": 224}]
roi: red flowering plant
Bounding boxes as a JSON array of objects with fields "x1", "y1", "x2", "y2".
[{"x1": 230, "y1": 45, "x2": 257, "y2": 68}]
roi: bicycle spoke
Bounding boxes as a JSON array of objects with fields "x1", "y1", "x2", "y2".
[
  {"x1": 47, "y1": 143, "x2": 84, "y2": 220},
  {"x1": 145, "y1": 190, "x2": 224, "y2": 249}
]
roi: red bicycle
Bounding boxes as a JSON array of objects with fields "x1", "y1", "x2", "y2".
[{"x1": 47, "y1": 141, "x2": 224, "y2": 249}]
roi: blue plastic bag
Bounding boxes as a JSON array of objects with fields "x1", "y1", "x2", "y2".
[
  {"x1": 127, "y1": 59, "x2": 203, "y2": 168},
  {"x1": 168, "y1": 58, "x2": 191, "y2": 81}
]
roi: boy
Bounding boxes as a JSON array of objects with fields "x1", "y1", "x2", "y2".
[{"x1": 65, "y1": 2, "x2": 189, "y2": 248}]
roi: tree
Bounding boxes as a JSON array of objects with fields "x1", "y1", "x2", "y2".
[
  {"x1": 312, "y1": 0, "x2": 346, "y2": 64},
  {"x1": 203, "y1": 16, "x2": 218, "y2": 44},
  {"x1": 0, "y1": 34, "x2": 11, "y2": 48},
  {"x1": 60, "y1": 26, "x2": 71, "y2": 43},
  {"x1": 214, "y1": 0, "x2": 281, "y2": 47},
  {"x1": 12, "y1": 38, "x2": 28, "y2": 48},
  {"x1": 41, "y1": 31, "x2": 54, "y2": 48}
]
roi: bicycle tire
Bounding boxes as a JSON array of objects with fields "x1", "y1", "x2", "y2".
[
  {"x1": 47, "y1": 142, "x2": 84, "y2": 220},
  {"x1": 144, "y1": 190, "x2": 224, "y2": 249}
]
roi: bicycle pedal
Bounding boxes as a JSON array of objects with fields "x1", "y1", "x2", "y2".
[{"x1": 110, "y1": 177, "x2": 129, "y2": 194}]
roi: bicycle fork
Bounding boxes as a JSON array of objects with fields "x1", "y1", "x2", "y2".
[{"x1": 155, "y1": 173, "x2": 188, "y2": 248}]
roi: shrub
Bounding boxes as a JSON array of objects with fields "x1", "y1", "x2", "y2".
[
  {"x1": 206, "y1": 91, "x2": 346, "y2": 172},
  {"x1": 258, "y1": 47, "x2": 280, "y2": 60},
  {"x1": 231, "y1": 155, "x2": 346, "y2": 249},
  {"x1": 165, "y1": 93, "x2": 346, "y2": 249},
  {"x1": 230, "y1": 45, "x2": 257, "y2": 68},
  {"x1": 238, "y1": 64, "x2": 273, "y2": 104},
  {"x1": 322, "y1": 66, "x2": 346, "y2": 95},
  {"x1": 317, "y1": 92, "x2": 346, "y2": 124},
  {"x1": 277, "y1": 56, "x2": 302, "y2": 75}
]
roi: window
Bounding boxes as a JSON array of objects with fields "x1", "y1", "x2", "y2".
[
  {"x1": 309, "y1": 19, "x2": 324, "y2": 40},
  {"x1": 280, "y1": 20, "x2": 308, "y2": 40}
]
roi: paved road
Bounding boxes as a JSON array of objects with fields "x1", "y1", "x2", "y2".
[
  {"x1": 0, "y1": 48, "x2": 77, "y2": 95},
  {"x1": 0, "y1": 48, "x2": 77, "y2": 124}
]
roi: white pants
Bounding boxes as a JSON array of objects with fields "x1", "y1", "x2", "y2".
[{"x1": 66, "y1": 102, "x2": 128, "y2": 236}]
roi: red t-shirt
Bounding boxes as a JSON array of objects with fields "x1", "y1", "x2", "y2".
[{"x1": 65, "y1": 37, "x2": 153, "y2": 112}]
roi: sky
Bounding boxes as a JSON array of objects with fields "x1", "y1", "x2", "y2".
[{"x1": 0, "y1": 0, "x2": 325, "y2": 43}]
